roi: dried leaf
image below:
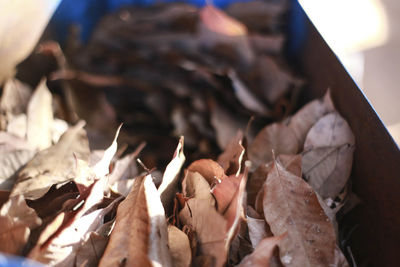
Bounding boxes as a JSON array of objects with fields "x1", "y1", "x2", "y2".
[
  {"x1": 159, "y1": 137, "x2": 185, "y2": 214},
  {"x1": 228, "y1": 70, "x2": 270, "y2": 116},
  {"x1": 302, "y1": 112, "x2": 355, "y2": 199},
  {"x1": 217, "y1": 130, "x2": 245, "y2": 176},
  {"x1": 0, "y1": 195, "x2": 42, "y2": 254},
  {"x1": 182, "y1": 171, "x2": 215, "y2": 205},
  {"x1": 237, "y1": 235, "x2": 285, "y2": 267},
  {"x1": 277, "y1": 154, "x2": 302, "y2": 177},
  {"x1": 0, "y1": 149, "x2": 35, "y2": 190},
  {"x1": 168, "y1": 225, "x2": 192, "y2": 267},
  {"x1": 93, "y1": 124, "x2": 122, "y2": 178},
  {"x1": 224, "y1": 164, "x2": 248, "y2": 248},
  {"x1": 110, "y1": 178, "x2": 136, "y2": 197},
  {"x1": 248, "y1": 123, "x2": 299, "y2": 169},
  {"x1": 304, "y1": 112, "x2": 355, "y2": 149},
  {"x1": 75, "y1": 232, "x2": 108, "y2": 267},
  {"x1": 6, "y1": 114, "x2": 27, "y2": 138},
  {"x1": 211, "y1": 104, "x2": 247, "y2": 150},
  {"x1": 288, "y1": 91, "x2": 334, "y2": 147},
  {"x1": 108, "y1": 144, "x2": 144, "y2": 185},
  {"x1": 303, "y1": 145, "x2": 355, "y2": 199},
  {"x1": 212, "y1": 175, "x2": 241, "y2": 214},
  {"x1": 188, "y1": 159, "x2": 226, "y2": 185},
  {"x1": 26, "y1": 78, "x2": 53, "y2": 150},
  {"x1": 11, "y1": 121, "x2": 90, "y2": 200},
  {"x1": 247, "y1": 216, "x2": 269, "y2": 248},
  {"x1": 100, "y1": 175, "x2": 172, "y2": 267},
  {"x1": 28, "y1": 179, "x2": 108, "y2": 265},
  {"x1": 263, "y1": 160, "x2": 336, "y2": 266},
  {"x1": 179, "y1": 198, "x2": 227, "y2": 267},
  {"x1": 0, "y1": 78, "x2": 31, "y2": 116}
]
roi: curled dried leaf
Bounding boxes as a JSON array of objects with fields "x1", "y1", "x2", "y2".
[{"x1": 263, "y1": 160, "x2": 337, "y2": 266}]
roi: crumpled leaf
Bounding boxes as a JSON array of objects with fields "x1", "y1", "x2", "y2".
[
  {"x1": 302, "y1": 112, "x2": 355, "y2": 199},
  {"x1": 100, "y1": 175, "x2": 172, "y2": 267},
  {"x1": 288, "y1": 91, "x2": 334, "y2": 148},
  {"x1": 0, "y1": 195, "x2": 42, "y2": 254},
  {"x1": 159, "y1": 137, "x2": 185, "y2": 214},
  {"x1": 217, "y1": 130, "x2": 245, "y2": 176},
  {"x1": 168, "y1": 225, "x2": 192, "y2": 267},
  {"x1": 26, "y1": 78, "x2": 53, "y2": 150},
  {"x1": 188, "y1": 159, "x2": 226, "y2": 185},
  {"x1": 28, "y1": 179, "x2": 108, "y2": 265},
  {"x1": 179, "y1": 198, "x2": 227, "y2": 267},
  {"x1": 237, "y1": 234, "x2": 285, "y2": 267},
  {"x1": 248, "y1": 123, "x2": 299, "y2": 170},
  {"x1": 10, "y1": 121, "x2": 90, "y2": 200},
  {"x1": 182, "y1": 171, "x2": 215, "y2": 205},
  {"x1": 263, "y1": 160, "x2": 337, "y2": 266}
]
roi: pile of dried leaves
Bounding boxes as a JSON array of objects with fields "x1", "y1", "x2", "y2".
[{"x1": 0, "y1": 1, "x2": 360, "y2": 266}]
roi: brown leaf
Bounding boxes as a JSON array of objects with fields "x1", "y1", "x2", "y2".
[
  {"x1": 11, "y1": 121, "x2": 90, "y2": 200},
  {"x1": 288, "y1": 90, "x2": 334, "y2": 148},
  {"x1": 277, "y1": 154, "x2": 302, "y2": 177},
  {"x1": 302, "y1": 112, "x2": 355, "y2": 199},
  {"x1": 237, "y1": 234, "x2": 285, "y2": 267},
  {"x1": 302, "y1": 145, "x2": 355, "y2": 199},
  {"x1": 99, "y1": 175, "x2": 172, "y2": 267},
  {"x1": 0, "y1": 195, "x2": 42, "y2": 254},
  {"x1": 224, "y1": 164, "x2": 248, "y2": 248},
  {"x1": 179, "y1": 198, "x2": 227, "y2": 267},
  {"x1": 188, "y1": 159, "x2": 226, "y2": 185},
  {"x1": 159, "y1": 137, "x2": 185, "y2": 214},
  {"x1": 263, "y1": 160, "x2": 336, "y2": 266},
  {"x1": 75, "y1": 219, "x2": 115, "y2": 267},
  {"x1": 304, "y1": 111, "x2": 355, "y2": 149},
  {"x1": 247, "y1": 162, "x2": 272, "y2": 207},
  {"x1": 168, "y1": 225, "x2": 192, "y2": 267},
  {"x1": 217, "y1": 130, "x2": 245, "y2": 176},
  {"x1": 246, "y1": 215, "x2": 269, "y2": 248},
  {"x1": 248, "y1": 123, "x2": 299, "y2": 170},
  {"x1": 26, "y1": 78, "x2": 53, "y2": 150},
  {"x1": 182, "y1": 171, "x2": 215, "y2": 205},
  {"x1": 75, "y1": 232, "x2": 108, "y2": 267},
  {"x1": 212, "y1": 174, "x2": 241, "y2": 215}
]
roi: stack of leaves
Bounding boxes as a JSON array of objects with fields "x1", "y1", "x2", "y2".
[
  {"x1": 0, "y1": 1, "x2": 360, "y2": 266},
  {"x1": 0, "y1": 72, "x2": 358, "y2": 266},
  {"x1": 42, "y1": 1, "x2": 303, "y2": 166}
]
